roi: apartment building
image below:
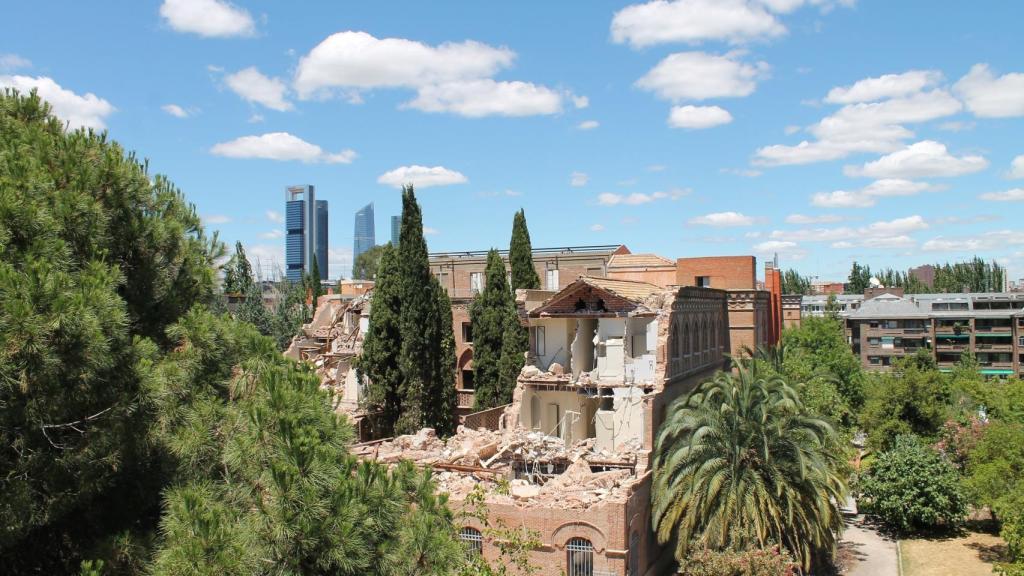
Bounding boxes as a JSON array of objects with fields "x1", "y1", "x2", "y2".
[
  {"x1": 355, "y1": 278, "x2": 731, "y2": 576},
  {"x1": 816, "y1": 291, "x2": 1024, "y2": 376},
  {"x1": 429, "y1": 245, "x2": 630, "y2": 298}
]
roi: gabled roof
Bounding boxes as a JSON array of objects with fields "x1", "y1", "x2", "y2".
[
  {"x1": 528, "y1": 276, "x2": 663, "y2": 317},
  {"x1": 607, "y1": 253, "x2": 674, "y2": 269}
]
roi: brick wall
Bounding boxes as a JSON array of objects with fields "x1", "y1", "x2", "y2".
[{"x1": 675, "y1": 256, "x2": 756, "y2": 289}]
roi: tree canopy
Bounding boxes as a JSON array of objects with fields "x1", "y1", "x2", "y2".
[{"x1": 352, "y1": 243, "x2": 385, "y2": 281}]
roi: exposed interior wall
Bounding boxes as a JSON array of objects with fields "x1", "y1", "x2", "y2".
[
  {"x1": 625, "y1": 318, "x2": 657, "y2": 384},
  {"x1": 533, "y1": 318, "x2": 573, "y2": 371},
  {"x1": 571, "y1": 319, "x2": 598, "y2": 378},
  {"x1": 519, "y1": 388, "x2": 597, "y2": 443},
  {"x1": 594, "y1": 386, "x2": 645, "y2": 452},
  {"x1": 595, "y1": 318, "x2": 625, "y2": 381},
  {"x1": 607, "y1": 267, "x2": 676, "y2": 288}
]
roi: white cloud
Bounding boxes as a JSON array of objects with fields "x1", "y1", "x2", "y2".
[
  {"x1": 754, "y1": 240, "x2": 797, "y2": 251},
  {"x1": 161, "y1": 104, "x2": 194, "y2": 118},
  {"x1": 404, "y1": 79, "x2": 563, "y2": 117},
  {"x1": 922, "y1": 230, "x2": 1024, "y2": 252},
  {"x1": 293, "y1": 31, "x2": 515, "y2": 98},
  {"x1": 668, "y1": 105, "x2": 733, "y2": 129},
  {"x1": 611, "y1": 0, "x2": 786, "y2": 47},
  {"x1": 864, "y1": 214, "x2": 928, "y2": 236},
  {"x1": 811, "y1": 178, "x2": 934, "y2": 208},
  {"x1": 571, "y1": 172, "x2": 589, "y2": 187},
  {"x1": 688, "y1": 211, "x2": 755, "y2": 226},
  {"x1": 825, "y1": 70, "x2": 942, "y2": 104},
  {"x1": 811, "y1": 90, "x2": 961, "y2": 140},
  {"x1": 572, "y1": 95, "x2": 590, "y2": 109},
  {"x1": 785, "y1": 213, "x2": 844, "y2": 224},
  {"x1": 772, "y1": 215, "x2": 927, "y2": 248},
  {"x1": 647, "y1": 164, "x2": 667, "y2": 172},
  {"x1": 0, "y1": 75, "x2": 114, "y2": 129},
  {"x1": 0, "y1": 53, "x2": 31, "y2": 71},
  {"x1": 423, "y1": 227, "x2": 440, "y2": 236},
  {"x1": 577, "y1": 120, "x2": 600, "y2": 130},
  {"x1": 225, "y1": 67, "x2": 292, "y2": 111},
  {"x1": 845, "y1": 140, "x2": 988, "y2": 178},
  {"x1": 478, "y1": 189, "x2": 522, "y2": 198},
  {"x1": 784, "y1": 124, "x2": 800, "y2": 135},
  {"x1": 590, "y1": 224, "x2": 606, "y2": 232},
  {"x1": 720, "y1": 167, "x2": 763, "y2": 177},
  {"x1": 211, "y1": 132, "x2": 356, "y2": 164},
  {"x1": 954, "y1": 63, "x2": 1024, "y2": 118},
  {"x1": 938, "y1": 120, "x2": 975, "y2": 132},
  {"x1": 203, "y1": 214, "x2": 231, "y2": 224},
  {"x1": 377, "y1": 165, "x2": 467, "y2": 189},
  {"x1": 259, "y1": 229, "x2": 284, "y2": 239},
  {"x1": 1009, "y1": 155, "x2": 1024, "y2": 179},
  {"x1": 266, "y1": 210, "x2": 283, "y2": 223},
  {"x1": 637, "y1": 51, "x2": 768, "y2": 101},
  {"x1": 248, "y1": 113, "x2": 264, "y2": 123},
  {"x1": 159, "y1": 0, "x2": 255, "y2": 38},
  {"x1": 980, "y1": 188, "x2": 1024, "y2": 202},
  {"x1": 328, "y1": 247, "x2": 354, "y2": 281},
  {"x1": 598, "y1": 189, "x2": 688, "y2": 206}
]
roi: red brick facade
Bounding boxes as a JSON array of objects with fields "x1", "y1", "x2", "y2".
[{"x1": 675, "y1": 256, "x2": 756, "y2": 290}]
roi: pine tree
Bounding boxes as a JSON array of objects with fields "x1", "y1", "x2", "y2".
[
  {"x1": 509, "y1": 209, "x2": 540, "y2": 291},
  {"x1": 357, "y1": 244, "x2": 403, "y2": 436},
  {"x1": 471, "y1": 250, "x2": 516, "y2": 409}
]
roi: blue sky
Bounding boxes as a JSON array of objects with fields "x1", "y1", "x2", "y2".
[{"x1": 3, "y1": 0, "x2": 1023, "y2": 282}]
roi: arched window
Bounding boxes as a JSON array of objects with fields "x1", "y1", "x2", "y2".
[
  {"x1": 460, "y1": 527, "x2": 482, "y2": 556},
  {"x1": 567, "y1": 537, "x2": 594, "y2": 576}
]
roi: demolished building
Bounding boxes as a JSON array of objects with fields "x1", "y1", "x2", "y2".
[{"x1": 354, "y1": 277, "x2": 731, "y2": 576}]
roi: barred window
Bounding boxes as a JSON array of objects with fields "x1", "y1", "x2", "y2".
[
  {"x1": 567, "y1": 537, "x2": 594, "y2": 576},
  {"x1": 460, "y1": 527, "x2": 482, "y2": 556}
]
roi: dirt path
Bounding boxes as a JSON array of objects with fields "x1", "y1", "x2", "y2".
[{"x1": 838, "y1": 516, "x2": 899, "y2": 576}]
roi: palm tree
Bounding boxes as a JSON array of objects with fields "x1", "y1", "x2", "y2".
[{"x1": 652, "y1": 362, "x2": 848, "y2": 571}]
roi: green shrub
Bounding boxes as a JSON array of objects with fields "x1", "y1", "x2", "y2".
[{"x1": 679, "y1": 545, "x2": 798, "y2": 576}]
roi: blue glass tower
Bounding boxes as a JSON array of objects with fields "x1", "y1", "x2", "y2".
[
  {"x1": 353, "y1": 202, "x2": 375, "y2": 277},
  {"x1": 285, "y1": 185, "x2": 328, "y2": 282}
]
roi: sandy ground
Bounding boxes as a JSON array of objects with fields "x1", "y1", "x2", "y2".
[
  {"x1": 838, "y1": 516, "x2": 898, "y2": 576},
  {"x1": 901, "y1": 531, "x2": 1007, "y2": 576}
]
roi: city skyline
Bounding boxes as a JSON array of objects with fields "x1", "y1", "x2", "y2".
[{"x1": 2, "y1": 1, "x2": 1023, "y2": 281}]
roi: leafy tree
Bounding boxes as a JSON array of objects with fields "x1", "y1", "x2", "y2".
[
  {"x1": 470, "y1": 250, "x2": 517, "y2": 409},
  {"x1": 508, "y1": 209, "x2": 539, "y2": 291},
  {"x1": 268, "y1": 280, "x2": 308, "y2": 350},
  {"x1": 781, "y1": 268, "x2": 812, "y2": 295},
  {"x1": 223, "y1": 242, "x2": 272, "y2": 336},
  {"x1": 653, "y1": 362, "x2": 847, "y2": 571},
  {"x1": 963, "y1": 420, "x2": 1024, "y2": 574},
  {"x1": 859, "y1": 435, "x2": 967, "y2": 533},
  {"x1": 781, "y1": 316, "x2": 865, "y2": 409},
  {"x1": 846, "y1": 261, "x2": 872, "y2": 294},
  {"x1": 0, "y1": 89, "x2": 220, "y2": 571},
  {"x1": 357, "y1": 244, "x2": 403, "y2": 436},
  {"x1": 859, "y1": 356, "x2": 953, "y2": 450},
  {"x1": 353, "y1": 244, "x2": 386, "y2": 280}
]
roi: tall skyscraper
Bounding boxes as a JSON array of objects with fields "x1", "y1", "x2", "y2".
[
  {"x1": 390, "y1": 215, "x2": 400, "y2": 246},
  {"x1": 285, "y1": 185, "x2": 328, "y2": 283},
  {"x1": 353, "y1": 202, "x2": 375, "y2": 267}
]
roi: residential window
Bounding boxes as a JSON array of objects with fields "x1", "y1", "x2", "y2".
[
  {"x1": 532, "y1": 326, "x2": 546, "y2": 356},
  {"x1": 462, "y1": 322, "x2": 473, "y2": 343},
  {"x1": 566, "y1": 538, "x2": 594, "y2": 576},
  {"x1": 546, "y1": 268, "x2": 560, "y2": 291},
  {"x1": 869, "y1": 356, "x2": 881, "y2": 365},
  {"x1": 460, "y1": 527, "x2": 482, "y2": 556},
  {"x1": 470, "y1": 272, "x2": 483, "y2": 294},
  {"x1": 881, "y1": 336, "x2": 895, "y2": 349},
  {"x1": 868, "y1": 337, "x2": 880, "y2": 347},
  {"x1": 696, "y1": 275, "x2": 712, "y2": 288}
]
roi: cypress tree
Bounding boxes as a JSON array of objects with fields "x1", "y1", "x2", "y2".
[
  {"x1": 471, "y1": 250, "x2": 516, "y2": 409},
  {"x1": 356, "y1": 244, "x2": 403, "y2": 436},
  {"x1": 509, "y1": 208, "x2": 540, "y2": 290},
  {"x1": 427, "y1": 277, "x2": 457, "y2": 436}
]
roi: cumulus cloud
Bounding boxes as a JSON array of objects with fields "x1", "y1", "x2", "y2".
[
  {"x1": 159, "y1": 0, "x2": 255, "y2": 38},
  {"x1": 1009, "y1": 155, "x2": 1024, "y2": 179},
  {"x1": 954, "y1": 64, "x2": 1024, "y2": 118},
  {"x1": 0, "y1": 53, "x2": 31, "y2": 71},
  {"x1": 771, "y1": 215, "x2": 927, "y2": 249},
  {"x1": 922, "y1": 230, "x2": 1024, "y2": 252},
  {"x1": 980, "y1": 188, "x2": 1024, "y2": 202},
  {"x1": 577, "y1": 120, "x2": 600, "y2": 130},
  {"x1": 377, "y1": 165, "x2": 468, "y2": 189},
  {"x1": 294, "y1": 31, "x2": 514, "y2": 97},
  {"x1": 571, "y1": 172, "x2": 589, "y2": 187},
  {"x1": 0, "y1": 75, "x2": 114, "y2": 129},
  {"x1": 611, "y1": 0, "x2": 786, "y2": 47},
  {"x1": 825, "y1": 70, "x2": 942, "y2": 104},
  {"x1": 811, "y1": 178, "x2": 934, "y2": 208},
  {"x1": 688, "y1": 211, "x2": 755, "y2": 226},
  {"x1": 785, "y1": 213, "x2": 845, "y2": 224},
  {"x1": 668, "y1": 105, "x2": 733, "y2": 129},
  {"x1": 161, "y1": 103, "x2": 190, "y2": 118},
  {"x1": 211, "y1": 132, "x2": 356, "y2": 164},
  {"x1": 637, "y1": 51, "x2": 768, "y2": 101},
  {"x1": 597, "y1": 189, "x2": 688, "y2": 205},
  {"x1": 404, "y1": 79, "x2": 562, "y2": 117},
  {"x1": 225, "y1": 67, "x2": 292, "y2": 111},
  {"x1": 844, "y1": 140, "x2": 988, "y2": 178},
  {"x1": 259, "y1": 229, "x2": 284, "y2": 240}
]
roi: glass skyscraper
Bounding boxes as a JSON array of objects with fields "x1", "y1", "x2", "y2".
[
  {"x1": 285, "y1": 185, "x2": 328, "y2": 283},
  {"x1": 353, "y1": 202, "x2": 375, "y2": 275},
  {"x1": 390, "y1": 215, "x2": 400, "y2": 246}
]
